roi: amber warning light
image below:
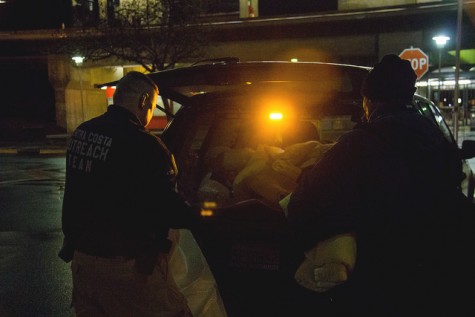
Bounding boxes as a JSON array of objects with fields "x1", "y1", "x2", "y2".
[
  {"x1": 269, "y1": 112, "x2": 283, "y2": 121},
  {"x1": 201, "y1": 201, "x2": 217, "y2": 217}
]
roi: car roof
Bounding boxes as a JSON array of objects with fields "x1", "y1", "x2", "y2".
[{"x1": 97, "y1": 59, "x2": 371, "y2": 105}]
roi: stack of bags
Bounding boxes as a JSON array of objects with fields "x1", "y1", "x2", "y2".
[{"x1": 198, "y1": 140, "x2": 334, "y2": 209}]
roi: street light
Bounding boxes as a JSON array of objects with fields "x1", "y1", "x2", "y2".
[
  {"x1": 72, "y1": 55, "x2": 85, "y2": 121},
  {"x1": 72, "y1": 56, "x2": 84, "y2": 65},
  {"x1": 432, "y1": 35, "x2": 450, "y2": 106}
]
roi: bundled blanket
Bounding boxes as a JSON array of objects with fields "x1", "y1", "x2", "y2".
[{"x1": 198, "y1": 141, "x2": 335, "y2": 208}]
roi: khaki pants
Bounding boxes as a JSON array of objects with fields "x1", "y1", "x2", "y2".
[{"x1": 71, "y1": 251, "x2": 192, "y2": 317}]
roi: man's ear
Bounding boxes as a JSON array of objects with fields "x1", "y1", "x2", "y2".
[{"x1": 139, "y1": 93, "x2": 149, "y2": 110}]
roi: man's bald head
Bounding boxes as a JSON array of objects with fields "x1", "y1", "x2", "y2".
[
  {"x1": 113, "y1": 71, "x2": 158, "y2": 112},
  {"x1": 113, "y1": 71, "x2": 159, "y2": 127}
]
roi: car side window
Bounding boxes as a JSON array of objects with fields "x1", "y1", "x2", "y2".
[{"x1": 414, "y1": 98, "x2": 455, "y2": 144}]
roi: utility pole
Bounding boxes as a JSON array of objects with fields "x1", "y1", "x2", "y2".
[{"x1": 453, "y1": 0, "x2": 463, "y2": 142}]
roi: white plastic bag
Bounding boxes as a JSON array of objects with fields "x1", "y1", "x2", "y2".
[{"x1": 169, "y1": 229, "x2": 228, "y2": 317}]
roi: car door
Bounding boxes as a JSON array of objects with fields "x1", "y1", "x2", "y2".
[{"x1": 413, "y1": 95, "x2": 475, "y2": 201}]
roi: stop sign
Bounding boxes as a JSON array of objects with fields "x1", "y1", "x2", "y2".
[{"x1": 399, "y1": 48, "x2": 429, "y2": 80}]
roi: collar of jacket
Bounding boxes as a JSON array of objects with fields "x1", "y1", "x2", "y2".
[
  {"x1": 107, "y1": 104, "x2": 144, "y2": 128},
  {"x1": 368, "y1": 102, "x2": 416, "y2": 123}
]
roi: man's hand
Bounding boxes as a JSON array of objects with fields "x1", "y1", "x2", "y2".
[
  {"x1": 294, "y1": 232, "x2": 356, "y2": 292},
  {"x1": 295, "y1": 261, "x2": 349, "y2": 292}
]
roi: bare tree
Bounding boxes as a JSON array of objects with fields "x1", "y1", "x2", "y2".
[{"x1": 55, "y1": 0, "x2": 209, "y2": 72}]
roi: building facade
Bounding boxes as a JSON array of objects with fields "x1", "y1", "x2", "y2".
[{"x1": 0, "y1": 0, "x2": 474, "y2": 133}]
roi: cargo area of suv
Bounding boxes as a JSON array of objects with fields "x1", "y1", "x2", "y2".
[{"x1": 98, "y1": 59, "x2": 475, "y2": 317}]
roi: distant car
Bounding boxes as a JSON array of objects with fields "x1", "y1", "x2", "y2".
[{"x1": 100, "y1": 58, "x2": 475, "y2": 316}]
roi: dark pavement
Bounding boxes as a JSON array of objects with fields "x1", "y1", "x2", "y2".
[{"x1": 0, "y1": 118, "x2": 68, "y2": 155}]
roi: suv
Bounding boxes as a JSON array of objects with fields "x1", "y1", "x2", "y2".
[{"x1": 100, "y1": 59, "x2": 475, "y2": 316}]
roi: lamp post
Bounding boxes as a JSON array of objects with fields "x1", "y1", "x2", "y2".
[
  {"x1": 432, "y1": 35, "x2": 450, "y2": 107},
  {"x1": 72, "y1": 56, "x2": 85, "y2": 122}
]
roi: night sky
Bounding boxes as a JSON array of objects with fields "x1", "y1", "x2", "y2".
[
  {"x1": 259, "y1": 0, "x2": 337, "y2": 16},
  {"x1": 0, "y1": 0, "x2": 71, "y2": 129},
  {"x1": 0, "y1": 0, "x2": 72, "y2": 30},
  {"x1": 0, "y1": 0, "x2": 340, "y2": 31}
]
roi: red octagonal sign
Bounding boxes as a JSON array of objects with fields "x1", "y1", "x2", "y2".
[{"x1": 399, "y1": 48, "x2": 429, "y2": 80}]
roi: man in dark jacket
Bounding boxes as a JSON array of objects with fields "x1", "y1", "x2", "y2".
[
  {"x1": 286, "y1": 55, "x2": 471, "y2": 316},
  {"x1": 60, "y1": 71, "x2": 200, "y2": 317}
]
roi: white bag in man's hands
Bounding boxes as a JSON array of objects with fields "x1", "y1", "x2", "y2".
[{"x1": 294, "y1": 233, "x2": 356, "y2": 293}]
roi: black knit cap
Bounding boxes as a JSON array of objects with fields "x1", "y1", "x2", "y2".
[{"x1": 361, "y1": 54, "x2": 417, "y2": 102}]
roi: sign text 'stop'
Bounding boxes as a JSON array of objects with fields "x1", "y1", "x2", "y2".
[{"x1": 399, "y1": 48, "x2": 429, "y2": 80}]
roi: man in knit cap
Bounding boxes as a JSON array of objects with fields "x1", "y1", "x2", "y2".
[{"x1": 285, "y1": 54, "x2": 471, "y2": 316}]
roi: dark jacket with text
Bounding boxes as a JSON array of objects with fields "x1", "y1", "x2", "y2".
[{"x1": 61, "y1": 105, "x2": 199, "y2": 272}]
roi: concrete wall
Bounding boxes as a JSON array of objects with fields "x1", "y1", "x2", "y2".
[
  {"x1": 379, "y1": 31, "x2": 425, "y2": 57},
  {"x1": 338, "y1": 0, "x2": 442, "y2": 10},
  {"x1": 206, "y1": 34, "x2": 377, "y2": 62},
  {"x1": 47, "y1": 55, "x2": 70, "y2": 131},
  {"x1": 64, "y1": 65, "x2": 124, "y2": 133},
  {"x1": 51, "y1": 61, "x2": 149, "y2": 133}
]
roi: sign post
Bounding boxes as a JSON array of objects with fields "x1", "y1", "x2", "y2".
[{"x1": 399, "y1": 47, "x2": 429, "y2": 80}]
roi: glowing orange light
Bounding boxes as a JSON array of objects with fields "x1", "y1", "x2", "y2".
[
  {"x1": 203, "y1": 201, "x2": 217, "y2": 208},
  {"x1": 269, "y1": 112, "x2": 283, "y2": 121},
  {"x1": 201, "y1": 201, "x2": 217, "y2": 217},
  {"x1": 200, "y1": 209, "x2": 214, "y2": 217}
]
